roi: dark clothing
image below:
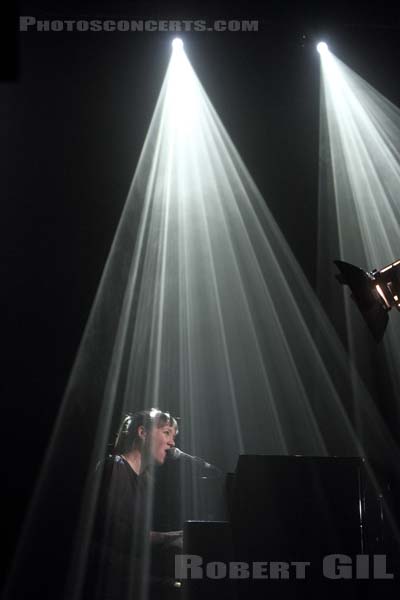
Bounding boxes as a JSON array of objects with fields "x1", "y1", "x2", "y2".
[{"x1": 85, "y1": 455, "x2": 152, "y2": 600}]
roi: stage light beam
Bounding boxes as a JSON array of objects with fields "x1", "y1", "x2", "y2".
[
  {"x1": 172, "y1": 38, "x2": 184, "y2": 51},
  {"x1": 317, "y1": 42, "x2": 329, "y2": 55},
  {"x1": 318, "y1": 46, "x2": 400, "y2": 405},
  {"x1": 7, "y1": 37, "x2": 400, "y2": 600}
]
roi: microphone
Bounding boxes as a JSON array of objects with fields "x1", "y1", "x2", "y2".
[{"x1": 167, "y1": 447, "x2": 221, "y2": 474}]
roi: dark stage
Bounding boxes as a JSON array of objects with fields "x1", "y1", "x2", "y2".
[{"x1": 2, "y1": 2, "x2": 400, "y2": 598}]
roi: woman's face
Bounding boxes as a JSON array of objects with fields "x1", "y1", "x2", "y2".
[{"x1": 149, "y1": 423, "x2": 177, "y2": 464}]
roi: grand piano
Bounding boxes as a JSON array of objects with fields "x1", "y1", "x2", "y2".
[{"x1": 154, "y1": 454, "x2": 399, "y2": 599}]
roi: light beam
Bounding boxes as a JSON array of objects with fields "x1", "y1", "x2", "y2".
[
  {"x1": 172, "y1": 37, "x2": 184, "y2": 51},
  {"x1": 318, "y1": 48, "x2": 400, "y2": 433},
  {"x1": 317, "y1": 41, "x2": 329, "y2": 55},
  {"x1": 6, "y1": 40, "x2": 400, "y2": 600}
]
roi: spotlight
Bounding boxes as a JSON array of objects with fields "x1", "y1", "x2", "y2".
[
  {"x1": 172, "y1": 38, "x2": 184, "y2": 51},
  {"x1": 317, "y1": 42, "x2": 329, "y2": 55},
  {"x1": 334, "y1": 258, "x2": 400, "y2": 342}
]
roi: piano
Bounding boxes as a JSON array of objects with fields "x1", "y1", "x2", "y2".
[{"x1": 154, "y1": 455, "x2": 399, "y2": 599}]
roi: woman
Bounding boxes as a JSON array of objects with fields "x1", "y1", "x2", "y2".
[{"x1": 86, "y1": 409, "x2": 182, "y2": 600}]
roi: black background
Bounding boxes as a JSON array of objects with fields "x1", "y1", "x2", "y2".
[{"x1": 2, "y1": 0, "x2": 400, "y2": 588}]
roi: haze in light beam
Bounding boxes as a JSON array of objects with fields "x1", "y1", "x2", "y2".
[
  {"x1": 7, "y1": 42, "x2": 400, "y2": 600},
  {"x1": 80, "y1": 43, "x2": 377, "y2": 463},
  {"x1": 318, "y1": 49, "x2": 400, "y2": 405}
]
